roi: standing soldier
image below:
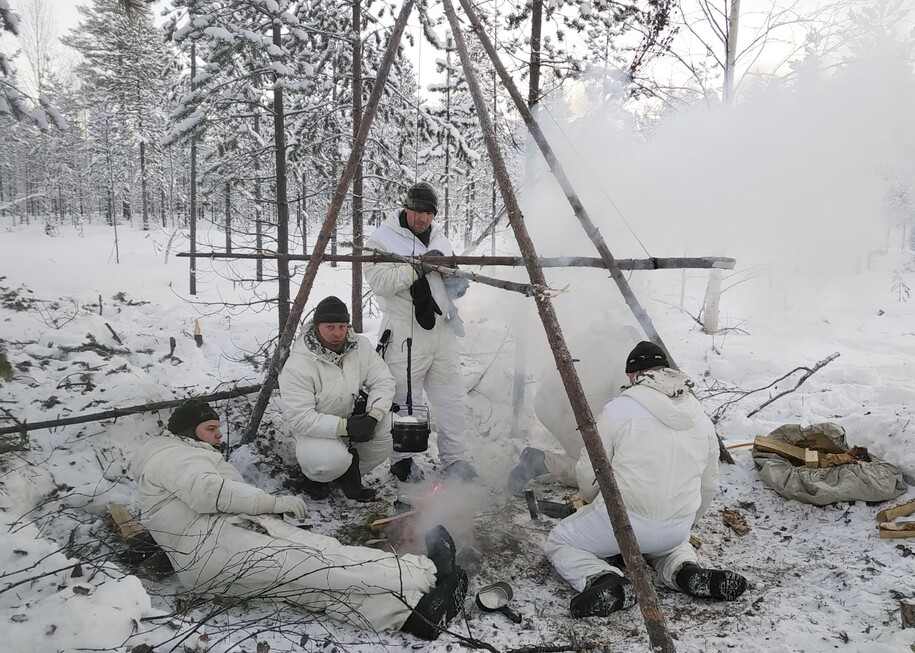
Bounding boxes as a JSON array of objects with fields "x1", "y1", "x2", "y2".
[{"x1": 364, "y1": 182, "x2": 477, "y2": 482}]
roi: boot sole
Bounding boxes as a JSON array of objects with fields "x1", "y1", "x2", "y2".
[
  {"x1": 570, "y1": 575, "x2": 636, "y2": 618},
  {"x1": 680, "y1": 568, "x2": 748, "y2": 601}
]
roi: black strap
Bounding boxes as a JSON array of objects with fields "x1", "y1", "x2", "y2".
[{"x1": 376, "y1": 328, "x2": 392, "y2": 357}]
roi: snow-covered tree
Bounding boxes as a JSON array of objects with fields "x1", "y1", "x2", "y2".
[
  {"x1": 65, "y1": 0, "x2": 172, "y2": 228},
  {"x1": 0, "y1": 0, "x2": 64, "y2": 129}
]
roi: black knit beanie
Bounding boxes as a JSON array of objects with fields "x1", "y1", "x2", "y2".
[
  {"x1": 313, "y1": 296, "x2": 350, "y2": 325},
  {"x1": 168, "y1": 399, "x2": 219, "y2": 438},
  {"x1": 404, "y1": 182, "x2": 438, "y2": 215},
  {"x1": 625, "y1": 341, "x2": 670, "y2": 373}
]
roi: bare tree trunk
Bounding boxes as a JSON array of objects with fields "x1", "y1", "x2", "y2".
[
  {"x1": 224, "y1": 180, "x2": 232, "y2": 253},
  {"x1": 330, "y1": 81, "x2": 339, "y2": 269},
  {"x1": 104, "y1": 109, "x2": 119, "y2": 262},
  {"x1": 464, "y1": 179, "x2": 475, "y2": 247},
  {"x1": 702, "y1": 268, "x2": 722, "y2": 334},
  {"x1": 489, "y1": 6, "x2": 498, "y2": 257},
  {"x1": 140, "y1": 139, "x2": 149, "y2": 230},
  {"x1": 445, "y1": 1, "x2": 676, "y2": 649},
  {"x1": 444, "y1": 37, "x2": 453, "y2": 239},
  {"x1": 528, "y1": 0, "x2": 542, "y2": 108},
  {"x1": 723, "y1": 0, "x2": 740, "y2": 104},
  {"x1": 189, "y1": 43, "x2": 198, "y2": 295},
  {"x1": 351, "y1": 0, "x2": 364, "y2": 332},
  {"x1": 254, "y1": 110, "x2": 263, "y2": 282},
  {"x1": 301, "y1": 172, "x2": 308, "y2": 253},
  {"x1": 273, "y1": 22, "x2": 291, "y2": 333}
]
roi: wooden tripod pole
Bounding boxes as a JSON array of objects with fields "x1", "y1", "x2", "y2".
[
  {"x1": 456, "y1": 0, "x2": 733, "y2": 466},
  {"x1": 442, "y1": 1, "x2": 676, "y2": 650},
  {"x1": 240, "y1": 0, "x2": 415, "y2": 444}
]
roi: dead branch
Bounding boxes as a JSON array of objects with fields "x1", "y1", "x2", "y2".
[
  {"x1": 467, "y1": 327, "x2": 512, "y2": 394},
  {"x1": 705, "y1": 352, "x2": 841, "y2": 421},
  {"x1": 0, "y1": 384, "x2": 260, "y2": 436},
  {"x1": 746, "y1": 352, "x2": 840, "y2": 418}
]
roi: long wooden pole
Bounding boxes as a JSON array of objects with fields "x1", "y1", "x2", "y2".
[
  {"x1": 442, "y1": 1, "x2": 675, "y2": 650},
  {"x1": 240, "y1": 0, "x2": 415, "y2": 445},
  {"x1": 457, "y1": 0, "x2": 734, "y2": 466},
  {"x1": 0, "y1": 385, "x2": 261, "y2": 436},
  {"x1": 178, "y1": 251, "x2": 736, "y2": 269}
]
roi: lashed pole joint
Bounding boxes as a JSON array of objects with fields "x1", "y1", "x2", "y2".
[
  {"x1": 442, "y1": 0, "x2": 676, "y2": 650},
  {"x1": 240, "y1": 0, "x2": 416, "y2": 445}
]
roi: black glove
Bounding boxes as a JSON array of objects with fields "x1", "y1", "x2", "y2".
[
  {"x1": 410, "y1": 276, "x2": 442, "y2": 330},
  {"x1": 346, "y1": 414, "x2": 378, "y2": 443}
]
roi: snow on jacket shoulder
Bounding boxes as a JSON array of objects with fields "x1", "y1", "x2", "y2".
[
  {"x1": 364, "y1": 210, "x2": 454, "y2": 328},
  {"x1": 278, "y1": 321, "x2": 395, "y2": 440},
  {"x1": 575, "y1": 368, "x2": 719, "y2": 522}
]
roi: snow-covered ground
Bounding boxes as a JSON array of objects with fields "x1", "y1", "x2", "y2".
[{"x1": 2, "y1": 218, "x2": 915, "y2": 653}]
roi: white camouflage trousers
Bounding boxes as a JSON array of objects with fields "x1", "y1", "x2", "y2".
[
  {"x1": 543, "y1": 498, "x2": 698, "y2": 592},
  {"x1": 295, "y1": 418, "x2": 393, "y2": 482}
]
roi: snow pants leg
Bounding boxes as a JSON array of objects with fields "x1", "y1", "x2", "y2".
[
  {"x1": 178, "y1": 517, "x2": 438, "y2": 632},
  {"x1": 645, "y1": 540, "x2": 699, "y2": 590},
  {"x1": 295, "y1": 420, "x2": 392, "y2": 482},
  {"x1": 542, "y1": 450, "x2": 581, "y2": 488},
  {"x1": 424, "y1": 332, "x2": 467, "y2": 466},
  {"x1": 542, "y1": 498, "x2": 694, "y2": 591}
]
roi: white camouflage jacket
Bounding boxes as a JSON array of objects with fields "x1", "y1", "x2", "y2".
[{"x1": 576, "y1": 368, "x2": 719, "y2": 523}]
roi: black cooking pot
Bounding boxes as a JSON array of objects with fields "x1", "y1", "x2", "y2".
[{"x1": 391, "y1": 407, "x2": 431, "y2": 453}]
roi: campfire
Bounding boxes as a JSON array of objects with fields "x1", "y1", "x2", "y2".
[{"x1": 368, "y1": 481, "x2": 476, "y2": 556}]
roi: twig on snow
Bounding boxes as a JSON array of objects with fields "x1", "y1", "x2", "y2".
[{"x1": 746, "y1": 352, "x2": 840, "y2": 418}]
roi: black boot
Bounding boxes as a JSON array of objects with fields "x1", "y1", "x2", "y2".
[
  {"x1": 506, "y1": 447, "x2": 548, "y2": 495},
  {"x1": 443, "y1": 459, "x2": 478, "y2": 482},
  {"x1": 300, "y1": 476, "x2": 332, "y2": 500},
  {"x1": 675, "y1": 563, "x2": 747, "y2": 601},
  {"x1": 424, "y1": 525, "x2": 456, "y2": 583},
  {"x1": 391, "y1": 457, "x2": 425, "y2": 483},
  {"x1": 570, "y1": 572, "x2": 637, "y2": 619},
  {"x1": 401, "y1": 567, "x2": 468, "y2": 640},
  {"x1": 333, "y1": 449, "x2": 377, "y2": 503}
]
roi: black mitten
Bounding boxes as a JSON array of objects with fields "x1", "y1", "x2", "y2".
[
  {"x1": 410, "y1": 276, "x2": 442, "y2": 330},
  {"x1": 346, "y1": 414, "x2": 378, "y2": 443}
]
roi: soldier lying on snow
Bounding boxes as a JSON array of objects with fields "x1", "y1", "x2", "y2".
[
  {"x1": 131, "y1": 399, "x2": 467, "y2": 639},
  {"x1": 508, "y1": 341, "x2": 748, "y2": 617}
]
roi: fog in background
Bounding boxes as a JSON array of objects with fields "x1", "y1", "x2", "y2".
[{"x1": 461, "y1": 36, "x2": 915, "y2": 408}]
